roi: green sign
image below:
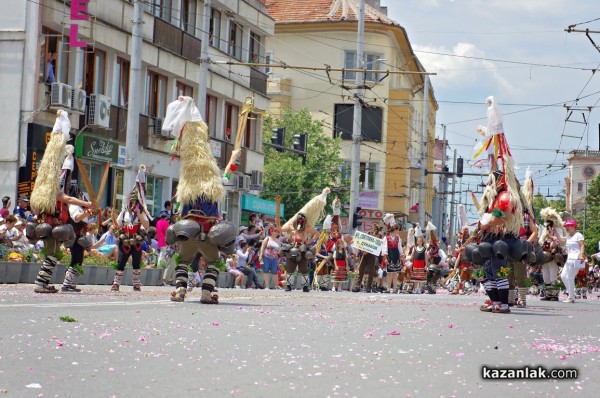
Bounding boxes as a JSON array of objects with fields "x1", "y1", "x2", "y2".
[
  {"x1": 75, "y1": 133, "x2": 119, "y2": 163},
  {"x1": 241, "y1": 194, "x2": 284, "y2": 217}
]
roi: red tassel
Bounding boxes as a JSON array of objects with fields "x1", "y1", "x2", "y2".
[{"x1": 230, "y1": 164, "x2": 237, "y2": 172}]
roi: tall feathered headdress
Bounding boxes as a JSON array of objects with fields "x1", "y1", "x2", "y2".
[
  {"x1": 521, "y1": 167, "x2": 535, "y2": 221},
  {"x1": 282, "y1": 187, "x2": 331, "y2": 230},
  {"x1": 30, "y1": 109, "x2": 71, "y2": 214},
  {"x1": 540, "y1": 207, "x2": 563, "y2": 229},
  {"x1": 458, "y1": 204, "x2": 468, "y2": 230}
]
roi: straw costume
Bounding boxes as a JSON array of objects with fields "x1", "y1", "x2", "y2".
[
  {"x1": 28, "y1": 110, "x2": 93, "y2": 293},
  {"x1": 281, "y1": 188, "x2": 330, "y2": 292},
  {"x1": 163, "y1": 96, "x2": 238, "y2": 303},
  {"x1": 538, "y1": 207, "x2": 565, "y2": 300}
]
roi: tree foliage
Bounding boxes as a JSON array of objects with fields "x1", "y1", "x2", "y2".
[{"x1": 261, "y1": 108, "x2": 346, "y2": 221}]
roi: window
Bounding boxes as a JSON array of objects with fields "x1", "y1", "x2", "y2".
[
  {"x1": 265, "y1": 50, "x2": 273, "y2": 74},
  {"x1": 145, "y1": 71, "x2": 168, "y2": 118},
  {"x1": 228, "y1": 22, "x2": 242, "y2": 60},
  {"x1": 146, "y1": 0, "x2": 171, "y2": 21},
  {"x1": 577, "y1": 182, "x2": 584, "y2": 193},
  {"x1": 224, "y1": 103, "x2": 239, "y2": 142},
  {"x1": 342, "y1": 161, "x2": 377, "y2": 191},
  {"x1": 144, "y1": 175, "x2": 163, "y2": 216},
  {"x1": 249, "y1": 32, "x2": 261, "y2": 63},
  {"x1": 114, "y1": 58, "x2": 130, "y2": 107},
  {"x1": 39, "y1": 28, "x2": 69, "y2": 84},
  {"x1": 244, "y1": 112, "x2": 258, "y2": 150},
  {"x1": 210, "y1": 9, "x2": 221, "y2": 48},
  {"x1": 334, "y1": 104, "x2": 383, "y2": 142},
  {"x1": 220, "y1": 192, "x2": 231, "y2": 221},
  {"x1": 176, "y1": 81, "x2": 193, "y2": 98},
  {"x1": 343, "y1": 51, "x2": 382, "y2": 81},
  {"x1": 80, "y1": 48, "x2": 106, "y2": 95},
  {"x1": 206, "y1": 94, "x2": 217, "y2": 138},
  {"x1": 181, "y1": 0, "x2": 196, "y2": 35}
]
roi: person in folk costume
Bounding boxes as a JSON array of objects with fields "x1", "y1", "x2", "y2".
[
  {"x1": 313, "y1": 214, "x2": 335, "y2": 291},
  {"x1": 383, "y1": 213, "x2": 403, "y2": 293},
  {"x1": 406, "y1": 225, "x2": 426, "y2": 293},
  {"x1": 111, "y1": 165, "x2": 151, "y2": 292},
  {"x1": 399, "y1": 227, "x2": 415, "y2": 291},
  {"x1": 351, "y1": 223, "x2": 387, "y2": 293},
  {"x1": 506, "y1": 167, "x2": 538, "y2": 307},
  {"x1": 331, "y1": 195, "x2": 342, "y2": 226},
  {"x1": 163, "y1": 96, "x2": 239, "y2": 303},
  {"x1": 28, "y1": 110, "x2": 95, "y2": 293},
  {"x1": 424, "y1": 222, "x2": 442, "y2": 294},
  {"x1": 280, "y1": 188, "x2": 330, "y2": 292},
  {"x1": 330, "y1": 238, "x2": 349, "y2": 292},
  {"x1": 448, "y1": 205, "x2": 473, "y2": 295},
  {"x1": 476, "y1": 96, "x2": 524, "y2": 314},
  {"x1": 538, "y1": 207, "x2": 566, "y2": 301}
]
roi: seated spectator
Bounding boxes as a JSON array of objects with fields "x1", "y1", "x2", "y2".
[
  {"x1": 0, "y1": 196, "x2": 10, "y2": 219},
  {"x1": 91, "y1": 224, "x2": 118, "y2": 260},
  {"x1": 226, "y1": 255, "x2": 245, "y2": 289},
  {"x1": 236, "y1": 241, "x2": 264, "y2": 289}
]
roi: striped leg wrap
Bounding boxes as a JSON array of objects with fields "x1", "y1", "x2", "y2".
[
  {"x1": 286, "y1": 274, "x2": 294, "y2": 290},
  {"x1": 508, "y1": 289, "x2": 516, "y2": 305},
  {"x1": 496, "y1": 278, "x2": 509, "y2": 304},
  {"x1": 63, "y1": 267, "x2": 78, "y2": 288},
  {"x1": 113, "y1": 271, "x2": 123, "y2": 286},
  {"x1": 35, "y1": 256, "x2": 57, "y2": 287},
  {"x1": 318, "y1": 274, "x2": 330, "y2": 289},
  {"x1": 175, "y1": 264, "x2": 189, "y2": 289},
  {"x1": 201, "y1": 265, "x2": 218, "y2": 293},
  {"x1": 301, "y1": 274, "x2": 310, "y2": 287},
  {"x1": 517, "y1": 287, "x2": 527, "y2": 307},
  {"x1": 187, "y1": 272, "x2": 196, "y2": 292},
  {"x1": 132, "y1": 269, "x2": 142, "y2": 289}
]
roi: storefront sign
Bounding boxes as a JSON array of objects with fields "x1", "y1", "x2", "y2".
[
  {"x1": 359, "y1": 191, "x2": 379, "y2": 209},
  {"x1": 353, "y1": 230, "x2": 384, "y2": 256},
  {"x1": 70, "y1": 0, "x2": 90, "y2": 47},
  {"x1": 18, "y1": 149, "x2": 44, "y2": 199},
  {"x1": 241, "y1": 194, "x2": 284, "y2": 217},
  {"x1": 75, "y1": 133, "x2": 119, "y2": 163}
]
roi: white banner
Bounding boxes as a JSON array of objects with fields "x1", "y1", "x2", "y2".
[{"x1": 353, "y1": 230, "x2": 384, "y2": 256}]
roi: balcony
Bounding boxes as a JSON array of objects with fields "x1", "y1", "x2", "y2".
[
  {"x1": 249, "y1": 67, "x2": 268, "y2": 96},
  {"x1": 153, "y1": 18, "x2": 201, "y2": 63}
]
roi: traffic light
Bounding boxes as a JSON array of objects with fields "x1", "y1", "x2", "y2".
[
  {"x1": 352, "y1": 207, "x2": 363, "y2": 229},
  {"x1": 271, "y1": 128, "x2": 285, "y2": 152},
  {"x1": 456, "y1": 157, "x2": 464, "y2": 178},
  {"x1": 293, "y1": 133, "x2": 307, "y2": 165}
]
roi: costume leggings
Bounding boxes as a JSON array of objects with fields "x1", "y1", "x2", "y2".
[
  {"x1": 117, "y1": 242, "x2": 142, "y2": 271},
  {"x1": 63, "y1": 241, "x2": 85, "y2": 287},
  {"x1": 35, "y1": 238, "x2": 59, "y2": 287},
  {"x1": 542, "y1": 261, "x2": 559, "y2": 285},
  {"x1": 354, "y1": 254, "x2": 377, "y2": 289}
]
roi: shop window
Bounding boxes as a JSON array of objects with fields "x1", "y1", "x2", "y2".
[{"x1": 342, "y1": 161, "x2": 377, "y2": 191}]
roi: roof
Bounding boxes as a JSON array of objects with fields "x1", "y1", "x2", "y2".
[{"x1": 264, "y1": 0, "x2": 398, "y2": 26}]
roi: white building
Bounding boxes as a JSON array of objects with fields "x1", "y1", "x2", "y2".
[
  {"x1": 566, "y1": 149, "x2": 600, "y2": 216},
  {"x1": 0, "y1": 0, "x2": 273, "y2": 224}
]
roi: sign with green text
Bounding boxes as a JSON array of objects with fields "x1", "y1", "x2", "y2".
[{"x1": 75, "y1": 133, "x2": 119, "y2": 163}]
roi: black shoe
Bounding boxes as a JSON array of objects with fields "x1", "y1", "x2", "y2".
[
  {"x1": 352, "y1": 287, "x2": 361, "y2": 293},
  {"x1": 303, "y1": 286, "x2": 310, "y2": 292},
  {"x1": 365, "y1": 288, "x2": 372, "y2": 293},
  {"x1": 133, "y1": 285, "x2": 141, "y2": 292},
  {"x1": 320, "y1": 286, "x2": 329, "y2": 291},
  {"x1": 61, "y1": 285, "x2": 81, "y2": 293},
  {"x1": 284, "y1": 285, "x2": 292, "y2": 292}
]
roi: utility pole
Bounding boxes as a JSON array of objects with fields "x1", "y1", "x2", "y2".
[
  {"x1": 438, "y1": 124, "x2": 447, "y2": 231},
  {"x1": 198, "y1": 0, "x2": 211, "y2": 117},
  {"x1": 418, "y1": 76, "x2": 430, "y2": 228},
  {"x1": 349, "y1": 0, "x2": 365, "y2": 233},
  {"x1": 448, "y1": 149, "x2": 457, "y2": 249},
  {"x1": 123, "y1": 0, "x2": 143, "y2": 199}
]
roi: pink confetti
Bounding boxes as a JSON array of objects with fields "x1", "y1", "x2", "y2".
[
  {"x1": 211, "y1": 322, "x2": 220, "y2": 327},
  {"x1": 507, "y1": 325, "x2": 513, "y2": 328},
  {"x1": 559, "y1": 355, "x2": 567, "y2": 360},
  {"x1": 363, "y1": 329, "x2": 374, "y2": 339},
  {"x1": 387, "y1": 330, "x2": 400, "y2": 336},
  {"x1": 448, "y1": 324, "x2": 454, "y2": 329},
  {"x1": 455, "y1": 352, "x2": 465, "y2": 357},
  {"x1": 138, "y1": 335, "x2": 147, "y2": 342},
  {"x1": 99, "y1": 332, "x2": 111, "y2": 339},
  {"x1": 57, "y1": 341, "x2": 64, "y2": 347}
]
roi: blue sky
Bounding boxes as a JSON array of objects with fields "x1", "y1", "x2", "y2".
[{"x1": 385, "y1": 0, "x2": 600, "y2": 204}]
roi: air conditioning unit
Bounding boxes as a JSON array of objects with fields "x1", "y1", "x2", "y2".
[
  {"x1": 153, "y1": 117, "x2": 164, "y2": 135},
  {"x1": 251, "y1": 170, "x2": 263, "y2": 188},
  {"x1": 87, "y1": 94, "x2": 111, "y2": 128},
  {"x1": 50, "y1": 83, "x2": 73, "y2": 108},
  {"x1": 236, "y1": 175, "x2": 251, "y2": 191},
  {"x1": 71, "y1": 88, "x2": 87, "y2": 113}
]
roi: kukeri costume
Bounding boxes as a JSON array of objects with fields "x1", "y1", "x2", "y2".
[{"x1": 538, "y1": 207, "x2": 565, "y2": 301}]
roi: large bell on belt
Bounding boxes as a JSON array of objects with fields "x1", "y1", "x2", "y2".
[
  {"x1": 35, "y1": 223, "x2": 53, "y2": 239},
  {"x1": 509, "y1": 239, "x2": 528, "y2": 261},
  {"x1": 477, "y1": 242, "x2": 494, "y2": 259},
  {"x1": 207, "y1": 221, "x2": 237, "y2": 251},
  {"x1": 77, "y1": 235, "x2": 93, "y2": 250},
  {"x1": 471, "y1": 247, "x2": 484, "y2": 266},
  {"x1": 289, "y1": 247, "x2": 301, "y2": 261},
  {"x1": 492, "y1": 240, "x2": 509, "y2": 260},
  {"x1": 526, "y1": 251, "x2": 537, "y2": 265},
  {"x1": 535, "y1": 245, "x2": 545, "y2": 265},
  {"x1": 172, "y1": 219, "x2": 201, "y2": 241},
  {"x1": 464, "y1": 244, "x2": 477, "y2": 263},
  {"x1": 166, "y1": 225, "x2": 177, "y2": 245},
  {"x1": 52, "y1": 224, "x2": 74, "y2": 242},
  {"x1": 304, "y1": 250, "x2": 314, "y2": 260},
  {"x1": 26, "y1": 222, "x2": 38, "y2": 241}
]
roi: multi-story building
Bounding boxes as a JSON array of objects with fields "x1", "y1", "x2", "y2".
[
  {"x1": 264, "y1": 0, "x2": 438, "y2": 231},
  {"x1": 566, "y1": 149, "x2": 600, "y2": 216},
  {"x1": 1, "y1": 0, "x2": 273, "y2": 224}
]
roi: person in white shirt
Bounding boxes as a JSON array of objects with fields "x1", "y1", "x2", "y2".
[{"x1": 556, "y1": 219, "x2": 585, "y2": 303}]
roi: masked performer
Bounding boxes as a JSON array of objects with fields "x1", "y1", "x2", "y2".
[
  {"x1": 538, "y1": 207, "x2": 565, "y2": 301},
  {"x1": 164, "y1": 96, "x2": 239, "y2": 303},
  {"x1": 280, "y1": 188, "x2": 330, "y2": 292},
  {"x1": 111, "y1": 166, "x2": 151, "y2": 292},
  {"x1": 425, "y1": 222, "x2": 442, "y2": 294},
  {"x1": 28, "y1": 110, "x2": 94, "y2": 293},
  {"x1": 351, "y1": 224, "x2": 385, "y2": 293}
]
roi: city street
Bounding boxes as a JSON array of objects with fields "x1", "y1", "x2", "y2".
[{"x1": 0, "y1": 284, "x2": 598, "y2": 397}]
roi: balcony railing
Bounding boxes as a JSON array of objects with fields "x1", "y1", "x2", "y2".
[
  {"x1": 153, "y1": 18, "x2": 201, "y2": 63},
  {"x1": 249, "y1": 66, "x2": 268, "y2": 96}
]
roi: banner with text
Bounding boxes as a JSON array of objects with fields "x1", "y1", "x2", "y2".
[{"x1": 353, "y1": 230, "x2": 384, "y2": 256}]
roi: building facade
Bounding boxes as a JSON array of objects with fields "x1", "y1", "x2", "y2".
[
  {"x1": 1, "y1": 0, "x2": 274, "y2": 224},
  {"x1": 264, "y1": 0, "x2": 438, "y2": 231},
  {"x1": 566, "y1": 149, "x2": 600, "y2": 216}
]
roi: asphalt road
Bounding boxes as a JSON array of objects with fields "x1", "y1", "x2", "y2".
[{"x1": 0, "y1": 284, "x2": 598, "y2": 398}]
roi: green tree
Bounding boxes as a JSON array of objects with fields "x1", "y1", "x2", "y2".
[
  {"x1": 532, "y1": 193, "x2": 549, "y2": 222},
  {"x1": 261, "y1": 108, "x2": 346, "y2": 221}
]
